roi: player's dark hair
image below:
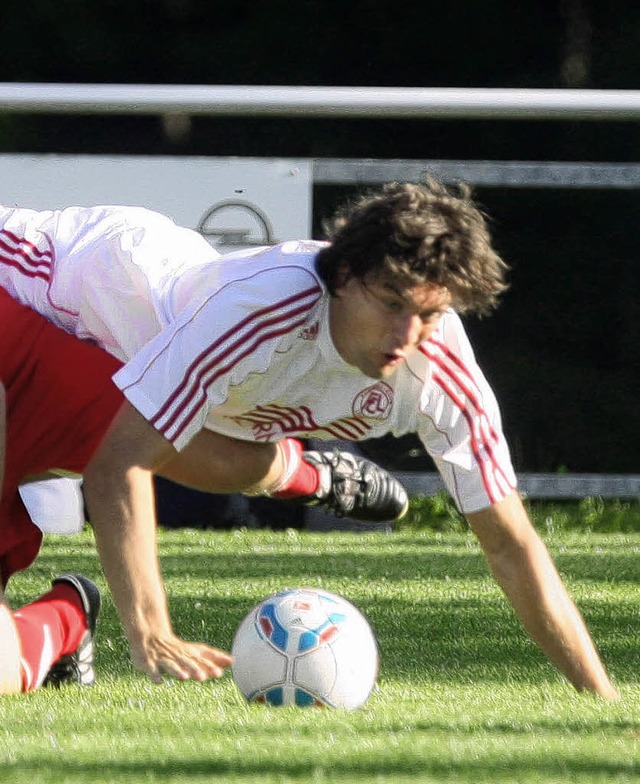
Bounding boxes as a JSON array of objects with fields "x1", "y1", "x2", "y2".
[{"x1": 315, "y1": 178, "x2": 509, "y2": 316}]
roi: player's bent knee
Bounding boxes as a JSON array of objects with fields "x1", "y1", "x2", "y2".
[{"x1": 0, "y1": 604, "x2": 22, "y2": 694}]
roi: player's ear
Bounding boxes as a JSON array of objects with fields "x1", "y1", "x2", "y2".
[{"x1": 333, "y1": 265, "x2": 352, "y2": 297}]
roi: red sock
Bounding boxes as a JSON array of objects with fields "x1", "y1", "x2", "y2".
[
  {"x1": 271, "y1": 438, "x2": 320, "y2": 499},
  {"x1": 12, "y1": 583, "x2": 87, "y2": 692}
]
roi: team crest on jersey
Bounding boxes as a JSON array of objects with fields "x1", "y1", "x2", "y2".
[
  {"x1": 352, "y1": 382, "x2": 393, "y2": 420},
  {"x1": 299, "y1": 321, "x2": 319, "y2": 341}
]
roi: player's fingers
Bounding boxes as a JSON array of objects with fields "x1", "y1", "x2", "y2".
[
  {"x1": 157, "y1": 658, "x2": 193, "y2": 681},
  {"x1": 196, "y1": 644, "x2": 234, "y2": 669},
  {"x1": 183, "y1": 647, "x2": 232, "y2": 680},
  {"x1": 159, "y1": 644, "x2": 231, "y2": 682},
  {"x1": 130, "y1": 640, "x2": 192, "y2": 682},
  {"x1": 130, "y1": 651, "x2": 166, "y2": 683},
  {"x1": 131, "y1": 637, "x2": 232, "y2": 682}
]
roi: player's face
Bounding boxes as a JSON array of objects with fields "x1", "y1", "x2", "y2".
[{"x1": 330, "y1": 273, "x2": 452, "y2": 379}]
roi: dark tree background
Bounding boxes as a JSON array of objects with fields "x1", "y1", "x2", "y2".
[{"x1": 1, "y1": 0, "x2": 639, "y2": 472}]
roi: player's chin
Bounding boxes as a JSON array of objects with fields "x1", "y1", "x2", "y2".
[
  {"x1": 355, "y1": 355, "x2": 401, "y2": 380},
  {"x1": 363, "y1": 367, "x2": 394, "y2": 381},
  {"x1": 378, "y1": 360, "x2": 403, "y2": 379}
]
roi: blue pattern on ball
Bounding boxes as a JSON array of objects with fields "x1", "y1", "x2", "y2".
[{"x1": 258, "y1": 602, "x2": 289, "y2": 651}]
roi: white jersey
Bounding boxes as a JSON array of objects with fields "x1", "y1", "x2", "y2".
[{"x1": 0, "y1": 204, "x2": 516, "y2": 513}]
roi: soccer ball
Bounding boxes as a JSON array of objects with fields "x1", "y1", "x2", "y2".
[{"x1": 231, "y1": 587, "x2": 379, "y2": 710}]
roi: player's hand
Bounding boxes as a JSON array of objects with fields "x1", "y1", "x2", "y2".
[{"x1": 129, "y1": 633, "x2": 233, "y2": 684}]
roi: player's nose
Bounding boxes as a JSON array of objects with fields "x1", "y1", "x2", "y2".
[{"x1": 392, "y1": 314, "x2": 423, "y2": 348}]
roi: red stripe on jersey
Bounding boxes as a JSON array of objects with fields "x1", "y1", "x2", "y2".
[
  {"x1": 150, "y1": 285, "x2": 322, "y2": 442},
  {"x1": 319, "y1": 418, "x2": 372, "y2": 440},
  {"x1": 157, "y1": 299, "x2": 317, "y2": 440},
  {"x1": 164, "y1": 315, "x2": 311, "y2": 442},
  {"x1": 431, "y1": 370, "x2": 502, "y2": 503},
  {"x1": 231, "y1": 405, "x2": 373, "y2": 442},
  {"x1": 428, "y1": 338, "x2": 503, "y2": 445},
  {"x1": 421, "y1": 339, "x2": 515, "y2": 503},
  {"x1": 0, "y1": 229, "x2": 53, "y2": 282},
  {"x1": 240, "y1": 404, "x2": 320, "y2": 433},
  {"x1": 426, "y1": 340, "x2": 513, "y2": 500}
]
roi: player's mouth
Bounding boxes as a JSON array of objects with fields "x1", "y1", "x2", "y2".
[{"x1": 382, "y1": 351, "x2": 405, "y2": 368}]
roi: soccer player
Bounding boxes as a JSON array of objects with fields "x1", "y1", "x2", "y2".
[
  {"x1": 0, "y1": 297, "x2": 126, "y2": 692},
  {"x1": 0, "y1": 180, "x2": 619, "y2": 699}
]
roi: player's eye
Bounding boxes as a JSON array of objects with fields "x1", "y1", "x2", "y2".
[
  {"x1": 383, "y1": 298, "x2": 403, "y2": 313},
  {"x1": 420, "y1": 312, "x2": 438, "y2": 324}
]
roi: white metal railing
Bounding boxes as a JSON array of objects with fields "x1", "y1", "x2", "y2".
[
  {"x1": 313, "y1": 159, "x2": 640, "y2": 188},
  {"x1": 395, "y1": 472, "x2": 640, "y2": 500},
  {"x1": 2, "y1": 83, "x2": 640, "y2": 120}
]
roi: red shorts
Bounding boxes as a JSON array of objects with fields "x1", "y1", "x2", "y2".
[{"x1": 0, "y1": 288, "x2": 124, "y2": 585}]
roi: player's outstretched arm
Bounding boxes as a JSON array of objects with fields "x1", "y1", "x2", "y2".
[
  {"x1": 466, "y1": 492, "x2": 619, "y2": 700},
  {"x1": 83, "y1": 402, "x2": 232, "y2": 683}
]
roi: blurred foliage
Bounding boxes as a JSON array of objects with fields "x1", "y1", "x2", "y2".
[{"x1": 401, "y1": 493, "x2": 640, "y2": 533}]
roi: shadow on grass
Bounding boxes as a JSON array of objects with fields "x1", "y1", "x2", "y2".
[
  {"x1": 28, "y1": 541, "x2": 492, "y2": 584},
  {"x1": 2, "y1": 754, "x2": 637, "y2": 783},
  {"x1": 27, "y1": 528, "x2": 640, "y2": 585}
]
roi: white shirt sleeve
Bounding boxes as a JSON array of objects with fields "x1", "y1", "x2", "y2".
[
  {"x1": 416, "y1": 312, "x2": 517, "y2": 514},
  {"x1": 113, "y1": 264, "x2": 322, "y2": 450}
]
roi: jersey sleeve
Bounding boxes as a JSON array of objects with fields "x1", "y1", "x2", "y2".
[
  {"x1": 112, "y1": 265, "x2": 322, "y2": 450},
  {"x1": 416, "y1": 312, "x2": 517, "y2": 514}
]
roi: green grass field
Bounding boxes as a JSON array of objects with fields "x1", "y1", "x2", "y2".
[{"x1": 0, "y1": 521, "x2": 638, "y2": 783}]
